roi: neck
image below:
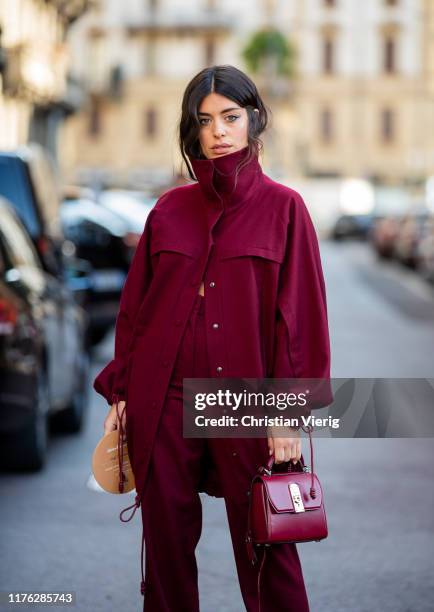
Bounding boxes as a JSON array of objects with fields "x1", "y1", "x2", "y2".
[{"x1": 188, "y1": 145, "x2": 263, "y2": 211}]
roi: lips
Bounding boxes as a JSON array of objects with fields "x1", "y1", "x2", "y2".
[{"x1": 212, "y1": 144, "x2": 232, "y2": 153}]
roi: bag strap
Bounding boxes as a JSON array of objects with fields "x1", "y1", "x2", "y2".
[
  {"x1": 302, "y1": 424, "x2": 316, "y2": 498},
  {"x1": 245, "y1": 474, "x2": 260, "y2": 566},
  {"x1": 245, "y1": 424, "x2": 317, "y2": 609}
]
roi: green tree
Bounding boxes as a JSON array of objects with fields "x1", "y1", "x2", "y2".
[{"x1": 242, "y1": 28, "x2": 295, "y2": 78}]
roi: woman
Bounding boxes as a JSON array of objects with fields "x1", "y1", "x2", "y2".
[{"x1": 93, "y1": 65, "x2": 332, "y2": 612}]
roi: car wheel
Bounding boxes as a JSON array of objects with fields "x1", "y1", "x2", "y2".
[{"x1": 0, "y1": 369, "x2": 49, "y2": 472}]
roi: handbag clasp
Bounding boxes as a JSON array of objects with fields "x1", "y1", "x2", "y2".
[{"x1": 289, "y1": 483, "x2": 305, "y2": 512}]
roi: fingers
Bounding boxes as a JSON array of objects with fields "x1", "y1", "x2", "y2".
[
  {"x1": 103, "y1": 401, "x2": 127, "y2": 437},
  {"x1": 103, "y1": 413, "x2": 116, "y2": 437},
  {"x1": 271, "y1": 438, "x2": 302, "y2": 464}
]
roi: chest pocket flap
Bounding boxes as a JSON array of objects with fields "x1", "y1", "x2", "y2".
[
  {"x1": 218, "y1": 245, "x2": 284, "y2": 264},
  {"x1": 150, "y1": 239, "x2": 197, "y2": 258}
]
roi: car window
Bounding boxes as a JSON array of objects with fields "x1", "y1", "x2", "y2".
[
  {"x1": 0, "y1": 206, "x2": 41, "y2": 270},
  {"x1": 0, "y1": 156, "x2": 41, "y2": 238}
]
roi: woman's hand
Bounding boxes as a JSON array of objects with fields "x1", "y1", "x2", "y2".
[
  {"x1": 267, "y1": 425, "x2": 301, "y2": 464},
  {"x1": 104, "y1": 400, "x2": 126, "y2": 436}
]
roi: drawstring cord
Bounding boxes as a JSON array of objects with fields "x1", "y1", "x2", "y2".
[
  {"x1": 119, "y1": 491, "x2": 146, "y2": 596},
  {"x1": 113, "y1": 393, "x2": 146, "y2": 596},
  {"x1": 114, "y1": 394, "x2": 126, "y2": 494},
  {"x1": 119, "y1": 491, "x2": 145, "y2": 595},
  {"x1": 113, "y1": 294, "x2": 206, "y2": 599}
]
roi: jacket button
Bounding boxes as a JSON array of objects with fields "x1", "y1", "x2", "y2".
[
  {"x1": 232, "y1": 451, "x2": 238, "y2": 457},
  {"x1": 216, "y1": 366, "x2": 223, "y2": 373},
  {"x1": 209, "y1": 281, "x2": 215, "y2": 288},
  {"x1": 212, "y1": 323, "x2": 219, "y2": 329}
]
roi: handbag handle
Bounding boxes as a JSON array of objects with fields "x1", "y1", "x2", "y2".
[
  {"x1": 261, "y1": 424, "x2": 316, "y2": 498},
  {"x1": 263, "y1": 455, "x2": 304, "y2": 473}
]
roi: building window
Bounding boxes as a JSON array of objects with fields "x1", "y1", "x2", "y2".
[
  {"x1": 320, "y1": 108, "x2": 334, "y2": 144},
  {"x1": 145, "y1": 106, "x2": 157, "y2": 138},
  {"x1": 384, "y1": 35, "x2": 397, "y2": 73},
  {"x1": 322, "y1": 36, "x2": 335, "y2": 74},
  {"x1": 204, "y1": 38, "x2": 216, "y2": 66},
  {"x1": 381, "y1": 108, "x2": 395, "y2": 143}
]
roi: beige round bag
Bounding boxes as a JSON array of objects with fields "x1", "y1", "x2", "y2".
[{"x1": 92, "y1": 430, "x2": 135, "y2": 494}]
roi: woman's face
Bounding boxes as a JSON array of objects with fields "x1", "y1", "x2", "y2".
[{"x1": 197, "y1": 93, "x2": 249, "y2": 159}]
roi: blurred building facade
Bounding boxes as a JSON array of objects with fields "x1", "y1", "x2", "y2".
[
  {"x1": 62, "y1": 0, "x2": 434, "y2": 188},
  {"x1": 62, "y1": 0, "x2": 293, "y2": 188},
  {"x1": 0, "y1": 0, "x2": 91, "y2": 160},
  {"x1": 293, "y1": 0, "x2": 430, "y2": 185}
]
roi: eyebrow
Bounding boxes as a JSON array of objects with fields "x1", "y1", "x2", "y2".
[{"x1": 198, "y1": 107, "x2": 242, "y2": 116}]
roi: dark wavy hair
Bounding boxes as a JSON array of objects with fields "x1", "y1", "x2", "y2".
[{"x1": 178, "y1": 65, "x2": 270, "y2": 181}]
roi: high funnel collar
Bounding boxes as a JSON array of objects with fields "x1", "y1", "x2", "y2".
[{"x1": 188, "y1": 145, "x2": 263, "y2": 210}]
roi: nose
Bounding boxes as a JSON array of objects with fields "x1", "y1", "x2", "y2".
[{"x1": 213, "y1": 118, "x2": 226, "y2": 138}]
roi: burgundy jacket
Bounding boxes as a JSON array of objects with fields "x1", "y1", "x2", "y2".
[{"x1": 93, "y1": 144, "x2": 332, "y2": 502}]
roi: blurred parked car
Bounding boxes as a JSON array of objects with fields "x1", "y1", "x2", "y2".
[
  {"x1": 0, "y1": 144, "x2": 93, "y2": 316},
  {"x1": 98, "y1": 189, "x2": 156, "y2": 247},
  {"x1": 370, "y1": 214, "x2": 403, "y2": 259},
  {"x1": 331, "y1": 213, "x2": 374, "y2": 240},
  {"x1": 0, "y1": 198, "x2": 89, "y2": 471},
  {"x1": 331, "y1": 178, "x2": 375, "y2": 240},
  {"x1": 0, "y1": 144, "x2": 64, "y2": 276},
  {"x1": 60, "y1": 197, "x2": 145, "y2": 345},
  {"x1": 415, "y1": 215, "x2": 434, "y2": 284},
  {"x1": 393, "y1": 211, "x2": 430, "y2": 269}
]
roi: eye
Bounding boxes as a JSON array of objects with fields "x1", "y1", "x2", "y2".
[{"x1": 198, "y1": 114, "x2": 240, "y2": 126}]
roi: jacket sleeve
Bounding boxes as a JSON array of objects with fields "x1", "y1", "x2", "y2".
[
  {"x1": 93, "y1": 208, "x2": 155, "y2": 406},
  {"x1": 268, "y1": 192, "x2": 333, "y2": 425}
]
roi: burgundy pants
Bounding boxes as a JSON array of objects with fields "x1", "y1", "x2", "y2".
[{"x1": 140, "y1": 293, "x2": 310, "y2": 612}]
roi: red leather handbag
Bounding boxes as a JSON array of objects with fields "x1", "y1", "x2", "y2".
[{"x1": 245, "y1": 425, "x2": 328, "y2": 611}]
